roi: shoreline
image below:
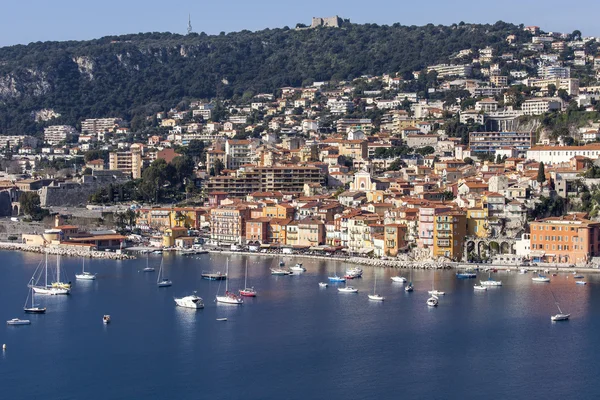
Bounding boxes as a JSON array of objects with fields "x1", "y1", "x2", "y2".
[{"x1": 0, "y1": 242, "x2": 135, "y2": 260}]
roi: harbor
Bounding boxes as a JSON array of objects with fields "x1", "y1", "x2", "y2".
[{"x1": 1, "y1": 250, "x2": 599, "y2": 399}]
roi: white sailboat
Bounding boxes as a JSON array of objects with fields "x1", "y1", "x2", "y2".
[
  {"x1": 216, "y1": 259, "x2": 243, "y2": 304},
  {"x1": 405, "y1": 268, "x2": 414, "y2": 292},
  {"x1": 428, "y1": 272, "x2": 445, "y2": 296},
  {"x1": 31, "y1": 254, "x2": 69, "y2": 295},
  {"x1": 50, "y1": 255, "x2": 71, "y2": 290},
  {"x1": 368, "y1": 274, "x2": 385, "y2": 301},
  {"x1": 338, "y1": 286, "x2": 359, "y2": 293},
  {"x1": 157, "y1": 257, "x2": 172, "y2": 287},
  {"x1": 143, "y1": 253, "x2": 155, "y2": 272},
  {"x1": 24, "y1": 279, "x2": 46, "y2": 314},
  {"x1": 239, "y1": 260, "x2": 257, "y2": 297},
  {"x1": 550, "y1": 291, "x2": 570, "y2": 321},
  {"x1": 427, "y1": 295, "x2": 439, "y2": 307},
  {"x1": 75, "y1": 258, "x2": 96, "y2": 280}
]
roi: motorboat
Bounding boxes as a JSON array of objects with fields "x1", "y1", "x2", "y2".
[
  {"x1": 391, "y1": 276, "x2": 407, "y2": 283},
  {"x1": 576, "y1": 281, "x2": 587, "y2": 285},
  {"x1": 368, "y1": 294, "x2": 385, "y2": 301},
  {"x1": 318, "y1": 282, "x2": 328, "y2": 288},
  {"x1": 474, "y1": 285, "x2": 487, "y2": 291},
  {"x1": 519, "y1": 268, "x2": 528, "y2": 274},
  {"x1": 289, "y1": 263, "x2": 306, "y2": 272},
  {"x1": 480, "y1": 279, "x2": 502, "y2": 286},
  {"x1": 405, "y1": 283, "x2": 414, "y2": 292},
  {"x1": 270, "y1": 268, "x2": 291, "y2": 276},
  {"x1": 573, "y1": 274, "x2": 584, "y2": 279},
  {"x1": 216, "y1": 318, "x2": 228, "y2": 322},
  {"x1": 426, "y1": 295, "x2": 439, "y2": 307},
  {"x1": 158, "y1": 279, "x2": 173, "y2": 287},
  {"x1": 174, "y1": 293, "x2": 204, "y2": 309},
  {"x1": 328, "y1": 275, "x2": 346, "y2": 282},
  {"x1": 201, "y1": 271, "x2": 226, "y2": 280},
  {"x1": 532, "y1": 274, "x2": 550, "y2": 283},
  {"x1": 75, "y1": 258, "x2": 96, "y2": 280},
  {"x1": 103, "y1": 315, "x2": 111, "y2": 324},
  {"x1": 216, "y1": 260, "x2": 243, "y2": 305},
  {"x1": 428, "y1": 289, "x2": 445, "y2": 296},
  {"x1": 7, "y1": 318, "x2": 31, "y2": 325},
  {"x1": 338, "y1": 286, "x2": 358, "y2": 293},
  {"x1": 346, "y1": 268, "x2": 363, "y2": 278},
  {"x1": 456, "y1": 272, "x2": 477, "y2": 279}
]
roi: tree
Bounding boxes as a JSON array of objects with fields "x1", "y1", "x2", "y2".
[
  {"x1": 213, "y1": 159, "x2": 225, "y2": 176},
  {"x1": 547, "y1": 84, "x2": 557, "y2": 97},
  {"x1": 19, "y1": 192, "x2": 48, "y2": 220},
  {"x1": 464, "y1": 157, "x2": 474, "y2": 165},
  {"x1": 415, "y1": 146, "x2": 435, "y2": 156},
  {"x1": 537, "y1": 162, "x2": 546, "y2": 184},
  {"x1": 82, "y1": 167, "x2": 93, "y2": 175}
]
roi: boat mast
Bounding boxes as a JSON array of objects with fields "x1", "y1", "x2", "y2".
[
  {"x1": 45, "y1": 253, "x2": 48, "y2": 287},
  {"x1": 373, "y1": 274, "x2": 377, "y2": 294},
  {"x1": 56, "y1": 255, "x2": 60, "y2": 282},
  {"x1": 244, "y1": 260, "x2": 248, "y2": 288},
  {"x1": 225, "y1": 259, "x2": 229, "y2": 293}
]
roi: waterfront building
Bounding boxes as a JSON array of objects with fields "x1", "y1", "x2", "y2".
[
  {"x1": 433, "y1": 210, "x2": 467, "y2": 261},
  {"x1": 210, "y1": 205, "x2": 251, "y2": 245}
]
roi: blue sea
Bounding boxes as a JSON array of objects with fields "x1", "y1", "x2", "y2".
[{"x1": 1, "y1": 251, "x2": 599, "y2": 400}]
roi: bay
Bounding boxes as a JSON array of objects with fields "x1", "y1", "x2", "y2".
[{"x1": 0, "y1": 250, "x2": 599, "y2": 399}]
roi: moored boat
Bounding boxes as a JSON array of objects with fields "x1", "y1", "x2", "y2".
[
  {"x1": 270, "y1": 268, "x2": 291, "y2": 276},
  {"x1": 391, "y1": 276, "x2": 407, "y2": 283},
  {"x1": 7, "y1": 318, "x2": 30, "y2": 325},
  {"x1": 474, "y1": 285, "x2": 487, "y2": 291},
  {"x1": 289, "y1": 263, "x2": 306, "y2": 272},
  {"x1": 216, "y1": 260, "x2": 243, "y2": 305},
  {"x1": 103, "y1": 315, "x2": 111, "y2": 324},
  {"x1": 338, "y1": 286, "x2": 359, "y2": 293},
  {"x1": 532, "y1": 274, "x2": 550, "y2": 283},
  {"x1": 174, "y1": 293, "x2": 204, "y2": 309},
  {"x1": 318, "y1": 282, "x2": 328, "y2": 288},
  {"x1": 427, "y1": 295, "x2": 439, "y2": 307}
]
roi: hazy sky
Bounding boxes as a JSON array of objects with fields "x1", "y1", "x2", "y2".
[{"x1": 1, "y1": 0, "x2": 598, "y2": 47}]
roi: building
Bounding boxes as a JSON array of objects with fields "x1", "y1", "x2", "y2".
[
  {"x1": 225, "y1": 140, "x2": 252, "y2": 169},
  {"x1": 44, "y1": 125, "x2": 77, "y2": 145},
  {"x1": 406, "y1": 134, "x2": 438, "y2": 148},
  {"x1": 418, "y1": 205, "x2": 452, "y2": 248},
  {"x1": 327, "y1": 98, "x2": 354, "y2": 114},
  {"x1": 336, "y1": 118, "x2": 373, "y2": 134},
  {"x1": 526, "y1": 78, "x2": 579, "y2": 96},
  {"x1": 207, "y1": 166, "x2": 324, "y2": 197},
  {"x1": 246, "y1": 218, "x2": 270, "y2": 243},
  {"x1": 0, "y1": 135, "x2": 39, "y2": 150},
  {"x1": 530, "y1": 215, "x2": 600, "y2": 264},
  {"x1": 469, "y1": 131, "x2": 534, "y2": 156},
  {"x1": 210, "y1": 205, "x2": 251, "y2": 245},
  {"x1": 433, "y1": 211, "x2": 467, "y2": 261},
  {"x1": 526, "y1": 144, "x2": 600, "y2": 164},
  {"x1": 538, "y1": 66, "x2": 570, "y2": 79},
  {"x1": 426, "y1": 64, "x2": 472, "y2": 78},
  {"x1": 521, "y1": 98, "x2": 563, "y2": 115},
  {"x1": 81, "y1": 118, "x2": 123, "y2": 134},
  {"x1": 384, "y1": 224, "x2": 408, "y2": 256},
  {"x1": 205, "y1": 149, "x2": 226, "y2": 173},
  {"x1": 339, "y1": 140, "x2": 368, "y2": 159},
  {"x1": 109, "y1": 146, "x2": 142, "y2": 179},
  {"x1": 296, "y1": 218, "x2": 326, "y2": 246}
]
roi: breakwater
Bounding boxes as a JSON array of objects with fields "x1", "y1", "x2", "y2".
[{"x1": 0, "y1": 242, "x2": 134, "y2": 260}]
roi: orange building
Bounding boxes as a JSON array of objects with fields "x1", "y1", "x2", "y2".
[
  {"x1": 384, "y1": 224, "x2": 408, "y2": 257},
  {"x1": 530, "y1": 215, "x2": 600, "y2": 264},
  {"x1": 432, "y1": 211, "x2": 467, "y2": 261},
  {"x1": 246, "y1": 218, "x2": 270, "y2": 244}
]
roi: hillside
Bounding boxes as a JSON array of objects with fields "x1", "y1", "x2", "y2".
[{"x1": 0, "y1": 21, "x2": 529, "y2": 135}]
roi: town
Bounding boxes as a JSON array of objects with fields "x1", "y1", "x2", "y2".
[{"x1": 3, "y1": 21, "x2": 600, "y2": 268}]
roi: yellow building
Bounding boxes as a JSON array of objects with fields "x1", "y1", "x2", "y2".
[
  {"x1": 433, "y1": 211, "x2": 467, "y2": 261},
  {"x1": 136, "y1": 207, "x2": 205, "y2": 231},
  {"x1": 163, "y1": 227, "x2": 188, "y2": 247},
  {"x1": 467, "y1": 208, "x2": 489, "y2": 238}
]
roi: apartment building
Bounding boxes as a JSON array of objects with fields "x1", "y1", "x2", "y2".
[
  {"x1": 339, "y1": 140, "x2": 368, "y2": 159},
  {"x1": 225, "y1": 139, "x2": 252, "y2": 169},
  {"x1": 327, "y1": 98, "x2": 354, "y2": 114},
  {"x1": 108, "y1": 145, "x2": 142, "y2": 178},
  {"x1": 384, "y1": 224, "x2": 408, "y2": 257},
  {"x1": 418, "y1": 205, "x2": 452, "y2": 248},
  {"x1": 490, "y1": 75, "x2": 508, "y2": 87},
  {"x1": 538, "y1": 66, "x2": 570, "y2": 79},
  {"x1": 433, "y1": 211, "x2": 467, "y2": 261},
  {"x1": 336, "y1": 118, "x2": 373, "y2": 134},
  {"x1": 210, "y1": 205, "x2": 251, "y2": 245},
  {"x1": 469, "y1": 131, "x2": 534, "y2": 155},
  {"x1": 207, "y1": 166, "x2": 324, "y2": 197},
  {"x1": 526, "y1": 77, "x2": 579, "y2": 96},
  {"x1": 521, "y1": 98, "x2": 563, "y2": 115},
  {"x1": 526, "y1": 144, "x2": 600, "y2": 164},
  {"x1": 44, "y1": 125, "x2": 77, "y2": 145},
  {"x1": 347, "y1": 214, "x2": 383, "y2": 254},
  {"x1": 205, "y1": 149, "x2": 226, "y2": 173},
  {"x1": 530, "y1": 215, "x2": 600, "y2": 264},
  {"x1": 136, "y1": 207, "x2": 205, "y2": 230},
  {"x1": 426, "y1": 64, "x2": 472, "y2": 78},
  {"x1": 81, "y1": 118, "x2": 123, "y2": 134}
]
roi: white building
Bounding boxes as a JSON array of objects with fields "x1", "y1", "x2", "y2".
[
  {"x1": 526, "y1": 144, "x2": 600, "y2": 164},
  {"x1": 44, "y1": 125, "x2": 77, "y2": 145},
  {"x1": 515, "y1": 233, "x2": 531, "y2": 260},
  {"x1": 327, "y1": 98, "x2": 354, "y2": 114},
  {"x1": 521, "y1": 98, "x2": 562, "y2": 115},
  {"x1": 81, "y1": 118, "x2": 123, "y2": 134}
]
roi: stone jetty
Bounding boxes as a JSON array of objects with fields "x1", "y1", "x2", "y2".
[{"x1": 0, "y1": 242, "x2": 134, "y2": 260}]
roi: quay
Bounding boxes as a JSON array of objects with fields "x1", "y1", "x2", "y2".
[{"x1": 0, "y1": 242, "x2": 135, "y2": 260}]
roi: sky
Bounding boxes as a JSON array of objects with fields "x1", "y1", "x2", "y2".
[{"x1": 1, "y1": 0, "x2": 599, "y2": 47}]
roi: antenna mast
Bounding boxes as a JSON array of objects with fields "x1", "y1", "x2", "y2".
[{"x1": 187, "y1": 14, "x2": 193, "y2": 34}]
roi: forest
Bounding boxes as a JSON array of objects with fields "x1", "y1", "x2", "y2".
[{"x1": 0, "y1": 21, "x2": 529, "y2": 135}]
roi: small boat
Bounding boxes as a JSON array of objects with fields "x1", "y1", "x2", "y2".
[
  {"x1": 456, "y1": 272, "x2": 477, "y2": 279},
  {"x1": 573, "y1": 274, "x2": 584, "y2": 279},
  {"x1": 474, "y1": 285, "x2": 487, "y2": 291},
  {"x1": 289, "y1": 263, "x2": 306, "y2": 272},
  {"x1": 368, "y1": 275, "x2": 384, "y2": 301},
  {"x1": 338, "y1": 286, "x2": 358, "y2": 293},
  {"x1": 75, "y1": 258, "x2": 96, "y2": 280},
  {"x1": 103, "y1": 315, "x2": 111, "y2": 324},
  {"x1": 270, "y1": 268, "x2": 291, "y2": 276},
  {"x1": 405, "y1": 283, "x2": 414, "y2": 292},
  {"x1": 391, "y1": 276, "x2": 407, "y2": 283},
  {"x1": 279, "y1": 260, "x2": 285, "y2": 267},
  {"x1": 519, "y1": 268, "x2": 528, "y2": 274},
  {"x1": 426, "y1": 295, "x2": 439, "y2": 307},
  {"x1": 480, "y1": 273, "x2": 502, "y2": 286},
  {"x1": 143, "y1": 253, "x2": 155, "y2": 272},
  {"x1": 216, "y1": 318, "x2": 228, "y2": 322},
  {"x1": 318, "y1": 282, "x2": 328, "y2": 288},
  {"x1": 31, "y1": 254, "x2": 70, "y2": 295},
  {"x1": 550, "y1": 291, "x2": 569, "y2": 321},
  {"x1": 576, "y1": 281, "x2": 587, "y2": 285},
  {"x1": 544, "y1": 269, "x2": 550, "y2": 274},
  {"x1": 328, "y1": 275, "x2": 346, "y2": 282},
  {"x1": 344, "y1": 274, "x2": 356, "y2": 280},
  {"x1": 7, "y1": 318, "x2": 31, "y2": 325},
  {"x1": 174, "y1": 292, "x2": 204, "y2": 309},
  {"x1": 201, "y1": 271, "x2": 226, "y2": 280},
  {"x1": 239, "y1": 260, "x2": 257, "y2": 297},
  {"x1": 153, "y1": 250, "x2": 163, "y2": 254},
  {"x1": 532, "y1": 274, "x2": 550, "y2": 283},
  {"x1": 216, "y1": 260, "x2": 243, "y2": 305},
  {"x1": 428, "y1": 289, "x2": 445, "y2": 296},
  {"x1": 346, "y1": 268, "x2": 363, "y2": 278},
  {"x1": 552, "y1": 273, "x2": 558, "y2": 277},
  {"x1": 24, "y1": 281, "x2": 46, "y2": 314},
  {"x1": 156, "y1": 258, "x2": 172, "y2": 287}
]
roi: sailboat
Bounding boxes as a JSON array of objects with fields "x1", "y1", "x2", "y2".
[
  {"x1": 50, "y1": 255, "x2": 71, "y2": 290},
  {"x1": 143, "y1": 253, "x2": 155, "y2": 272},
  {"x1": 216, "y1": 259, "x2": 243, "y2": 304},
  {"x1": 157, "y1": 257, "x2": 172, "y2": 287},
  {"x1": 75, "y1": 258, "x2": 96, "y2": 280},
  {"x1": 428, "y1": 271, "x2": 445, "y2": 296},
  {"x1": 239, "y1": 260, "x2": 257, "y2": 297},
  {"x1": 550, "y1": 290, "x2": 570, "y2": 321},
  {"x1": 24, "y1": 279, "x2": 46, "y2": 314},
  {"x1": 368, "y1": 274, "x2": 385, "y2": 301},
  {"x1": 31, "y1": 254, "x2": 69, "y2": 295},
  {"x1": 405, "y1": 268, "x2": 414, "y2": 292}
]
